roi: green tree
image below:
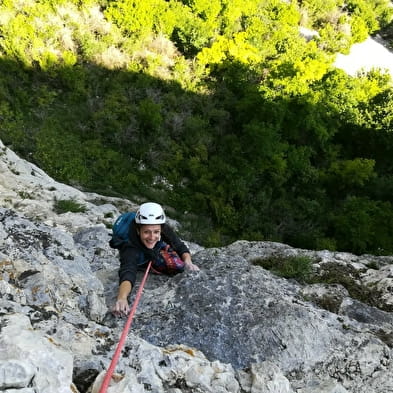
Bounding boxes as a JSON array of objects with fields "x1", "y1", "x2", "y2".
[{"x1": 331, "y1": 196, "x2": 393, "y2": 254}]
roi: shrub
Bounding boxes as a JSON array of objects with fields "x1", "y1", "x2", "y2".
[
  {"x1": 54, "y1": 198, "x2": 86, "y2": 214},
  {"x1": 252, "y1": 255, "x2": 314, "y2": 282}
]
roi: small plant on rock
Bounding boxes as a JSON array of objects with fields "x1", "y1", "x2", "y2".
[
  {"x1": 54, "y1": 198, "x2": 86, "y2": 214},
  {"x1": 252, "y1": 255, "x2": 314, "y2": 283}
]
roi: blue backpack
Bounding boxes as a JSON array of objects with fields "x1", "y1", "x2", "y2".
[{"x1": 109, "y1": 212, "x2": 136, "y2": 249}]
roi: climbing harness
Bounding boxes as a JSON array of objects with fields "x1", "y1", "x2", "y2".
[{"x1": 99, "y1": 260, "x2": 152, "y2": 393}]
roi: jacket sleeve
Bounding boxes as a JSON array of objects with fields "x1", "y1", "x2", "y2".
[
  {"x1": 162, "y1": 224, "x2": 190, "y2": 256},
  {"x1": 118, "y1": 246, "x2": 140, "y2": 286}
]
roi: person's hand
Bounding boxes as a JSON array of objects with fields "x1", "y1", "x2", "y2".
[
  {"x1": 184, "y1": 260, "x2": 200, "y2": 272},
  {"x1": 113, "y1": 298, "x2": 129, "y2": 317}
]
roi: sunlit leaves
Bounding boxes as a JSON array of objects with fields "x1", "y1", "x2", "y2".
[{"x1": 326, "y1": 158, "x2": 376, "y2": 188}]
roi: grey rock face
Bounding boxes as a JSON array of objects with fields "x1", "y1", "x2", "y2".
[
  {"x1": 0, "y1": 314, "x2": 76, "y2": 393},
  {"x1": 130, "y1": 249, "x2": 332, "y2": 371}
]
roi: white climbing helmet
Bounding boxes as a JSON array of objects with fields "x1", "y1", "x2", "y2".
[{"x1": 135, "y1": 202, "x2": 166, "y2": 225}]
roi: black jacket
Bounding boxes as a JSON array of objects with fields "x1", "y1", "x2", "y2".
[{"x1": 118, "y1": 220, "x2": 190, "y2": 286}]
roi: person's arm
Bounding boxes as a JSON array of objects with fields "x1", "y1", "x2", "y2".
[
  {"x1": 181, "y1": 251, "x2": 200, "y2": 271},
  {"x1": 162, "y1": 224, "x2": 189, "y2": 254},
  {"x1": 113, "y1": 246, "x2": 139, "y2": 315},
  {"x1": 162, "y1": 224, "x2": 200, "y2": 271},
  {"x1": 113, "y1": 280, "x2": 132, "y2": 316}
]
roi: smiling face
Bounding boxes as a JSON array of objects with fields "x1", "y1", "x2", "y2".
[{"x1": 138, "y1": 224, "x2": 161, "y2": 249}]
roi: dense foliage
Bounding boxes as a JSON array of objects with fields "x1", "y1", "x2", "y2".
[{"x1": 1, "y1": 0, "x2": 393, "y2": 254}]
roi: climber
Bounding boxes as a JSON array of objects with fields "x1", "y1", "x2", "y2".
[{"x1": 112, "y1": 202, "x2": 199, "y2": 316}]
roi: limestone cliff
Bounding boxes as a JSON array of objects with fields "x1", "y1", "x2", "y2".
[{"x1": 1, "y1": 139, "x2": 393, "y2": 393}]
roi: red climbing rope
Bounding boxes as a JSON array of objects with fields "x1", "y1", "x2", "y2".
[{"x1": 98, "y1": 260, "x2": 152, "y2": 393}]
